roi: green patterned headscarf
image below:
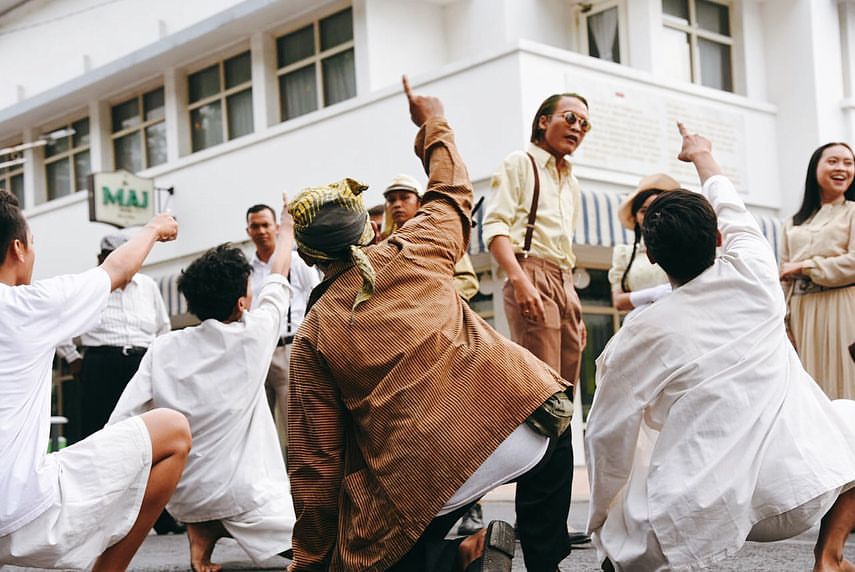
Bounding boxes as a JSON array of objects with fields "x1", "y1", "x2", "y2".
[{"x1": 289, "y1": 178, "x2": 376, "y2": 311}]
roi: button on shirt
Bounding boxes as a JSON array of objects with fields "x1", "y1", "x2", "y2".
[
  {"x1": 250, "y1": 251, "x2": 320, "y2": 337},
  {"x1": 56, "y1": 273, "x2": 170, "y2": 362},
  {"x1": 482, "y1": 143, "x2": 582, "y2": 270},
  {"x1": 0, "y1": 268, "x2": 111, "y2": 536}
]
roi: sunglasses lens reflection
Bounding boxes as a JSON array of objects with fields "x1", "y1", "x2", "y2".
[{"x1": 563, "y1": 112, "x2": 591, "y2": 132}]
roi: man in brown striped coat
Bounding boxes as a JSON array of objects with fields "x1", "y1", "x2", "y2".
[{"x1": 286, "y1": 78, "x2": 576, "y2": 572}]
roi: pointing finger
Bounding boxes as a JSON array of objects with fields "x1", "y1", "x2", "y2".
[
  {"x1": 677, "y1": 121, "x2": 689, "y2": 137},
  {"x1": 402, "y1": 75, "x2": 413, "y2": 100}
]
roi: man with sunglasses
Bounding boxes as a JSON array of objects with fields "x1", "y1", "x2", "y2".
[{"x1": 482, "y1": 94, "x2": 592, "y2": 560}]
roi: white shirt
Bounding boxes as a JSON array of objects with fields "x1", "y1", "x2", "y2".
[
  {"x1": 0, "y1": 268, "x2": 111, "y2": 536},
  {"x1": 250, "y1": 250, "x2": 319, "y2": 337},
  {"x1": 108, "y1": 275, "x2": 293, "y2": 522},
  {"x1": 585, "y1": 175, "x2": 855, "y2": 571},
  {"x1": 55, "y1": 273, "x2": 170, "y2": 362}
]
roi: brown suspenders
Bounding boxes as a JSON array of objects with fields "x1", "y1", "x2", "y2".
[{"x1": 523, "y1": 152, "x2": 540, "y2": 257}]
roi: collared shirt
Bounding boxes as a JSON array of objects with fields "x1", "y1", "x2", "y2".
[
  {"x1": 781, "y1": 196, "x2": 855, "y2": 287},
  {"x1": 108, "y1": 275, "x2": 293, "y2": 522},
  {"x1": 585, "y1": 176, "x2": 855, "y2": 571},
  {"x1": 482, "y1": 142, "x2": 582, "y2": 270},
  {"x1": 0, "y1": 268, "x2": 111, "y2": 536},
  {"x1": 288, "y1": 118, "x2": 567, "y2": 572},
  {"x1": 250, "y1": 250, "x2": 320, "y2": 337},
  {"x1": 56, "y1": 273, "x2": 169, "y2": 362}
]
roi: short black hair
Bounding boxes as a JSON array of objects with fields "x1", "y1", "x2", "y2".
[
  {"x1": 367, "y1": 204, "x2": 385, "y2": 217},
  {"x1": 530, "y1": 93, "x2": 589, "y2": 143},
  {"x1": 793, "y1": 142, "x2": 855, "y2": 226},
  {"x1": 642, "y1": 190, "x2": 717, "y2": 285},
  {"x1": 178, "y1": 244, "x2": 252, "y2": 322},
  {"x1": 246, "y1": 204, "x2": 276, "y2": 222},
  {"x1": 0, "y1": 190, "x2": 28, "y2": 265}
]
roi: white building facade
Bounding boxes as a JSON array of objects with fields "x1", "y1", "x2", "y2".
[{"x1": 1, "y1": 0, "x2": 853, "y2": 443}]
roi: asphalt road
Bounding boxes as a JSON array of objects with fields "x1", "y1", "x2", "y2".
[{"x1": 4, "y1": 499, "x2": 851, "y2": 571}]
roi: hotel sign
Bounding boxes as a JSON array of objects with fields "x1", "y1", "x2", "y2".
[{"x1": 88, "y1": 170, "x2": 156, "y2": 228}]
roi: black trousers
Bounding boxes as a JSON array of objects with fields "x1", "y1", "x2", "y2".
[
  {"x1": 79, "y1": 348, "x2": 145, "y2": 439},
  {"x1": 387, "y1": 427, "x2": 573, "y2": 572}
]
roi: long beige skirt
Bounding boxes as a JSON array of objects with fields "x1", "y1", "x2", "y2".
[{"x1": 789, "y1": 285, "x2": 855, "y2": 400}]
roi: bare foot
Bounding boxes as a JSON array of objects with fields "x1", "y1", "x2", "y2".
[
  {"x1": 187, "y1": 521, "x2": 228, "y2": 572},
  {"x1": 813, "y1": 557, "x2": 855, "y2": 572},
  {"x1": 457, "y1": 528, "x2": 486, "y2": 571}
]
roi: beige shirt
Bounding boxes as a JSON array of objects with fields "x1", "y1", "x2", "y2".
[
  {"x1": 608, "y1": 242, "x2": 669, "y2": 293},
  {"x1": 781, "y1": 197, "x2": 855, "y2": 288},
  {"x1": 482, "y1": 143, "x2": 581, "y2": 270}
]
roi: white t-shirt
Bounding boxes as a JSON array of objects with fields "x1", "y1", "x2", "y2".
[
  {"x1": 0, "y1": 268, "x2": 111, "y2": 536},
  {"x1": 109, "y1": 275, "x2": 293, "y2": 521}
]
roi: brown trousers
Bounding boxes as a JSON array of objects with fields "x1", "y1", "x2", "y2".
[{"x1": 503, "y1": 255, "x2": 583, "y2": 383}]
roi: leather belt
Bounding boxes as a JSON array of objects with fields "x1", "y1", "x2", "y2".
[{"x1": 83, "y1": 345, "x2": 148, "y2": 356}]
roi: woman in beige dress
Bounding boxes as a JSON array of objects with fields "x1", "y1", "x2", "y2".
[
  {"x1": 609, "y1": 174, "x2": 680, "y2": 314},
  {"x1": 781, "y1": 142, "x2": 855, "y2": 399}
]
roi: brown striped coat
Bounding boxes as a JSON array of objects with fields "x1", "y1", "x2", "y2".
[{"x1": 287, "y1": 118, "x2": 569, "y2": 571}]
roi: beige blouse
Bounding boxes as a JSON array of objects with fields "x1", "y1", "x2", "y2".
[
  {"x1": 782, "y1": 198, "x2": 855, "y2": 288},
  {"x1": 608, "y1": 242, "x2": 669, "y2": 293}
]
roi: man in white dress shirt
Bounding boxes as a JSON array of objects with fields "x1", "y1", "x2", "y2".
[
  {"x1": 585, "y1": 124, "x2": 855, "y2": 572},
  {"x1": 57, "y1": 233, "x2": 170, "y2": 440},
  {"x1": 0, "y1": 189, "x2": 189, "y2": 570},
  {"x1": 110, "y1": 197, "x2": 296, "y2": 571},
  {"x1": 246, "y1": 203, "x2": 320, "y2": 450}
]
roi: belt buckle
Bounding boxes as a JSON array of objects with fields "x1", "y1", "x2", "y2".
[{"x1": 121, "y1": 345, "x2": 133, "y2": 356}]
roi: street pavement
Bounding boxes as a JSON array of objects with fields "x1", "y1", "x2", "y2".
[{"x1": 4, "y1": 496, "x2": 852, "y2": 571}]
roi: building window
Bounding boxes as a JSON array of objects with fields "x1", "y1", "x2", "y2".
[
  {"x1": 276, "y1": 7, "x2": 356, "y2": 122},
  {"x1": 662, "y1": 0, "x2": 733, "y2": 92},
  {"x1": 112, "y1": 87, "x2": 167, "y2": 172},
  {"x1": 43, "y1": 118, "x2": 91, "y2": 201},
  {"x1": 188, "y1": 51, "x2": 254, "y2": 152},
  {"x1": 583, "y1": 2, "x2": 623, "y2": 64},
  {"x1": 0, "y1": 144, "x2": 25, "y2": 206}
]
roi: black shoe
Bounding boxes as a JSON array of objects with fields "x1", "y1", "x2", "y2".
[
  {"x1": 457, "y1": 503, "x2": 485, "y2": 536},
  {"x1": 466, "y1": 520, "x2": 515, "y2": 572},
  {"x1": 568, "y1": 531, "x2": 591, "y2": 545},
  {"x1": 153, "y1": 510, "x2": 186, "y2": 535}
]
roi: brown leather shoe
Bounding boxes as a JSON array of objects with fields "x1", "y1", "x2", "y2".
[{"x1": 465, "y1": 520, "x2": 515, "y2": 572}]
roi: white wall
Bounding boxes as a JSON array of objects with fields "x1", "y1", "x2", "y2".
[
  {"x1": 0, "y1": 0, "x2": 244, "y2": 110},
  {"x1": 362, "y1": 0, "x2": 447, "y2": 91}
]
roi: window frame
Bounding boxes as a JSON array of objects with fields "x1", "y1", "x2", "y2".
[
  {"x1": 274, "y1": 5, "x2": 356, "y2": 122},
  {"x1": 578, "y1": 0, "x2": 628, "y2": 66},
  {"x1": 110, "y1": 85, "x2": 168, "y2": 172},
  {"x1": 186, "y1": 48, "x2": 254, "y2": 153},
  {"x1": 662, "y1": 0, "x2": 734, "y2": 91},
  {"x1": 41, "y1": 116, "x2": 91, "y2": 202},
  {"x1": 0, "y1": 140, "x2": 25, "y2": 207}
]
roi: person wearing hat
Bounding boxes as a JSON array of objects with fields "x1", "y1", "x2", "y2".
[
  {"x1": 286, "y1": 77, "x2": 577, "y2": 572},
  {"x1": 608, "y1": 173, "x2": 680, "y2": 314},
  {"x1": 56, "y1": 233, "x2": 171, "y2": 441},
  {"x1": 383, "y1": 173, "x2": 479, "y2": 302}
]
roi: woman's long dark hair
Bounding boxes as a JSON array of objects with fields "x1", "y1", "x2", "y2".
[
  {"x1": 793, "y1": 142, "x2": 855, "y2": 226},
  {"x1": 620, "y1": 188, "x2": 661, "y2": 293}
]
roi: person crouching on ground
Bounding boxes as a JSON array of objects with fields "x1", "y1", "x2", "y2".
[{"x1": 108, "y1": 195, "x2": 296, "y2": 572}]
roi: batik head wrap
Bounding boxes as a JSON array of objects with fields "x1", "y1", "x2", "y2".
[{"x1": 289, "y1": 178, "x2": 376, "y2": 311}]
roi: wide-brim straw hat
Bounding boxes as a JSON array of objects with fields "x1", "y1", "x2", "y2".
[{"x1": 618, "y1": 173, "x2": 681, "y2": 229}]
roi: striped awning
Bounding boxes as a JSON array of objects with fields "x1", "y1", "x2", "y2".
[
  {"x1": 158, "y1": 274, "x2": 188, "y2": 318},
  {"x1": 575, "y1": 189, "x2": 784, "y2": 262}
]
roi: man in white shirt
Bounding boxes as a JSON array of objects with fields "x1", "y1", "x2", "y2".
[
  {"x1": 0, "y1": 189, "x2": 190, "y2": 570},
  {"x1": 246, "y1": 203, "x2": 320, "y2": 450},
  {"x1": 57, "y1": 233, "x2": 170, "y2": 441},
  {"x1": 111, "y1": 197, "x2": 296, "y2": 572},
  {"x1": 585, "y1": 124, "x2": 855, "y2": 572}
]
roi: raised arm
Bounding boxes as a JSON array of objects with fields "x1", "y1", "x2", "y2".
[
  {"x1": 398, "y1": 75, "x2": 474, "y2": 260},
  {"x1": 268, "y1": 193, "x2": 294, "y2": 277},
  {"x1": 100, "y1": 213, "x2": 178, "y2": 291}
]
